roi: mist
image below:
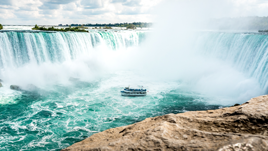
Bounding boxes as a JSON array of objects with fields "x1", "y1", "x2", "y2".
[
  {"x1": 0, "y1": 0, "x2": 265, "y2": 106},
  {"x1": 2, "y1": 1, "x2": 268, "y2": 150},
  {"x1": 123, "y1": 0, "x2": 265, "y2": 104}
]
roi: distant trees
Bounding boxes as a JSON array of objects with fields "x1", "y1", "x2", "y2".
[
  {"x1": 33, "y1": 24, "x2": 39, "y2": 29},
  {"x1": 32, "y1": 24, "x2": 88, "y2": 32},
  {"x1": 32, "y1": 22, "x2": 152, "y2": 32},
  {"x1": 259, "y1": 29, "x2": 268, "y2": 32},
  {"x1": 62, "y1": 22, "x2": 152, "y2": 29},
  {"x1": 103, "y1": 26, "x2": 112, "y2": 29},
  {"x1": 0, "y1": 24, "x2": 3, "y2": 30},
  {"x1": 79, "y1": 24, "x2": 88, "y2": 29},
  {"x1": 126, "y1": 24, "x2": 136, "y2": 29}
]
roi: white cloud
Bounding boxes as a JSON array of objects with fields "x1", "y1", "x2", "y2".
[
  {"x1": 1, "y1": 0, "x2": 268, "y2": 25},
  {"x1": 224, "y1": 0, "x2": 268, "y2": 17},
  {"x1": 0, "y1": 0, "x2": 163, "y2": 24}
]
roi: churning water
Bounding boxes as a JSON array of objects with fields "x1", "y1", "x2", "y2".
[{"x1": 0, "y1": 29, "x2": 266, "y2": 150}]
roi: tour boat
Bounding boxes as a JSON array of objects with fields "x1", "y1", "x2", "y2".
[{"x1": 121, "y1": 87, "x2": 147, "y2": 96}]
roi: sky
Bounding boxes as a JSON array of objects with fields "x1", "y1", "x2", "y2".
[{"x1": 1, "y1": 0, "x2": 268, "y2": 25}]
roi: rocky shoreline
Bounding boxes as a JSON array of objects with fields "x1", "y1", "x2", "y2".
[{"x1": 62, "y1": 95, "x2": 268, "y2": 150}]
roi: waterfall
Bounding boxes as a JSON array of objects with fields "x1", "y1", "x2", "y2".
[
  {"x1": 1, "y1": 30, "x2": 267, "y2": 94},
  {"x1": 195, "y1": 32, "x2": 268, "y2": 90},
  {"x1": 0, "y1": 30, "x2": 267, "y2": 151},
  {"x1": 0, "y1": 31, "x2": 145, "y2": 69}
]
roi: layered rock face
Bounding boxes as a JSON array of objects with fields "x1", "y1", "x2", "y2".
[{"x1": 62, "y1": 95, "x2": 268, "y2": 151}]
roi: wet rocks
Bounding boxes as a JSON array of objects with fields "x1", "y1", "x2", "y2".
[
  {"x1": 9, "y1": 84, "x2": 41, "y2": 92},
  {"x1": 10, "y1": 85, "x2": 21, "y2": 90},
  {"x1": 62, "y1": 95, "x2": 268, "y2": 151}
]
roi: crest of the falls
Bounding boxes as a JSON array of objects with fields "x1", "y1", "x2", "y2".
[
  {"x1": 0, "y1": 31, "x2": 266, "y2": 98},
  {"x1": 0, "y1": 31, "x2": 144, "y2": 69}
]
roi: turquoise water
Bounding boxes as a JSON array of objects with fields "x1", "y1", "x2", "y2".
[
  {"x1": 195, "y1": 32, "x2": 268, "y2": 89},
  {"x1": 0, "y1": 30, "x2": 267, "y2": 150},
  {"x1": 0, "y1": 72, "x2": 221, "y2": 150},
  {"x1": 0, "y1": 31, "x2": 145, "y2": 68}
]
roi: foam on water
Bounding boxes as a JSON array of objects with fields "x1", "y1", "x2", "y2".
[
  {"x1": 0, "y1": 71, "x2": 219, "y2": 150},
  {"x1": 0, "y1": 29, "x2": 267, "y2": 150},
  {"x1": 0, "y1": 82, "x2": 22, "y2": 105}
]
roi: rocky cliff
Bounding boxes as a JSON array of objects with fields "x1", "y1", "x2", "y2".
[{"x1": 62, "y1": 95, "x2": 268, "y2": 151}]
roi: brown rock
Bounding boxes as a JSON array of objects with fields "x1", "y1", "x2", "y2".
[{"x1": 62, "y1": 95, "x2": 268, "y2": 151}]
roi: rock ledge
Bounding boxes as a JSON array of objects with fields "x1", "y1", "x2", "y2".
[{"x1": 62, "y1": 95, "x2": 268, "y2": 151}]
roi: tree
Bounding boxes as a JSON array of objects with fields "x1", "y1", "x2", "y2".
[
  {"x1": 126, "y1": 24, "x2": 136, "y2": 30},
  {"x1": 32, "y1": 24, "x2": 39, "y2": 30},
  {"x1": 0, "y1": 24, "x2": 3, "y2": 30},
  {"x1": 103, "y1": 26, "x2": 112, "y2": 29}
]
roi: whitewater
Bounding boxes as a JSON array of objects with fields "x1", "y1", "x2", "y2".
[{"x1": 0, "y1": 28, "x2": 267, "y2": 150}]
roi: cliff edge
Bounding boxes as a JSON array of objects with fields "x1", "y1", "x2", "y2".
[{"x1": 62, "y1": 95, "x2": 268, "y2": 151}]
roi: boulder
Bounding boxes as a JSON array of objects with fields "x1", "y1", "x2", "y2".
[
  {"x1": 10, "y1": 85, "x2": 21, "y2": 90},
  {"x1": 62, "y1": 95, "x2": 268, "y2": 151}
]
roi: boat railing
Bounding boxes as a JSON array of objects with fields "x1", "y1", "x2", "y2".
[
  {"x1": 124, "y1": 88, "x2": 146, "y2": 91},
  {"x1": 121, "y1": 91, "x2": 146, "y2": 93}
]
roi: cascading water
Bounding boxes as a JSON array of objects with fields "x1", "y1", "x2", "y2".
[
  {"x1": 0, "y1": 29, "x2": 266, "y2": 151},
  {"x1": 0, "y1": 31, "x2": 143, "y2": 69},
  {"x1": 195, "y1": 32, "x2": 268, "y2": 91}
]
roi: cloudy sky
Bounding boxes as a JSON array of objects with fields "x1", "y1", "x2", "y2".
[{"x1": 0, "y1": 0, "x2": 268, "y2": 25}]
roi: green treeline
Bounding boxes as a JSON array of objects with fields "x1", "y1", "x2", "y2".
[
  {"x1": 126, "y1": 24, "x2": 136, "y2": 29},
  {"x1": 0, "y1": 24, "x2": 3, "y2": 30},
  {"x1": 32, "y1": 25, "x2": 88, "y2": 32},
  {"x1": 103, "y1": 26, "x2": 112, "y2": 29},
  {"x1": 92, "y1": 24, "x2": 137, "y2": 29},
  {"x1": 60, "y1": 22, "x2": 152, "y2": 28}
]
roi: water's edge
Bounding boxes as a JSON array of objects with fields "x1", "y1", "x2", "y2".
[{"x1": 62, "y1": 95, "x2": 268, "y2": 151}]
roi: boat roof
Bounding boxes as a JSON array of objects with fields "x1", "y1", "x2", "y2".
[{"x1": 124, "y1": 88, "x2": 146, "y2": 91}]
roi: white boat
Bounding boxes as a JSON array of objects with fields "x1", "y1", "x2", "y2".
[{"x1": 121, "y1": 87, "x2": 147, "y2": 96}]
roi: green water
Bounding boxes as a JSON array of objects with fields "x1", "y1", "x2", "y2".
[
  {"x1": 1, "y1": 30, "x2": 265, "y2": 151},
  {"x1": 0, "y1": 72, "x2": 222, "y2": 151}
]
